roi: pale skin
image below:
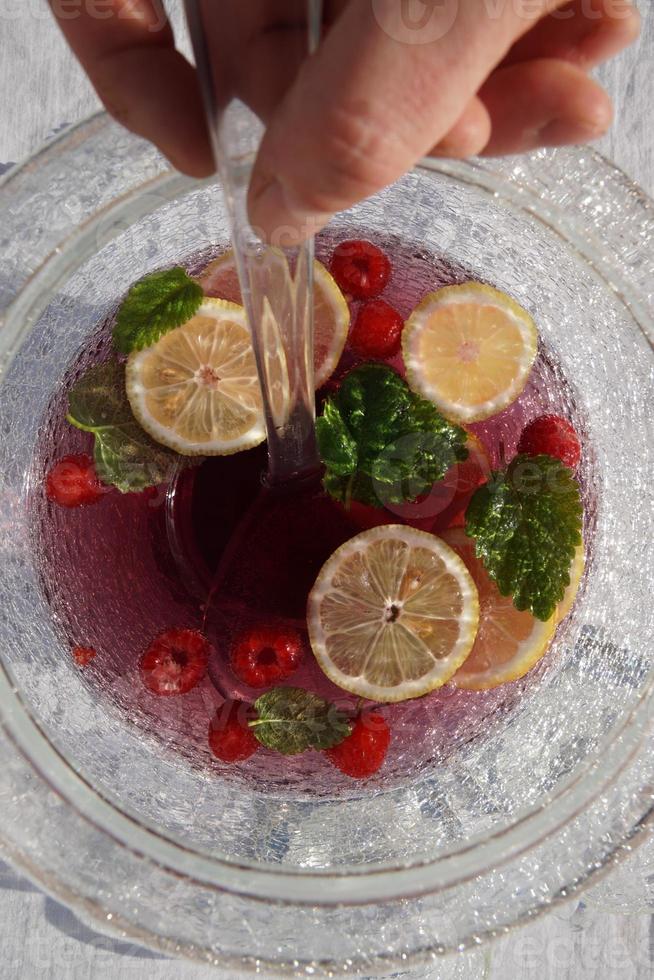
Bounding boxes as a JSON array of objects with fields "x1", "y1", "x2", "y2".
[{"x1": 48, "y1": 0, "x2": 641, "y2": 243}]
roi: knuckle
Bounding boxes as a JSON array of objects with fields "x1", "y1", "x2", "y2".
[
  {"x1": 295, "y1": 99, "x2": 399, "y2": 210},
  {"x1": 589, "y1": 104, "x2": 613, "y2": 137},
  {"x1": 103, "y1": 96, "x2": 131, "y2": 128}
]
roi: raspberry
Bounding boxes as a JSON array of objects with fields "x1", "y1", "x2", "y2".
[
  {"x1": 349, "y1": 300, "x2": 404, "y2": 359},
  {"x1": 139, "y1": 628, "x2": 211, "y2": 696},
  {"x1": 330, "y1": 240, "x2": 391, "y2": 299},
  {"x1": 430, "y1": 436, "x2": 490, "y2": 532},
  {"x1": 517, "y1": 415, "x2": 581, "y2": 469},
  {"x1": 46, "y1": 454, "x2": 106, "y2": 508},
  {"x1": 325, "y1": 712, "x2": 390, "y2": 778},
  {"x1": 72, "y1": 645, "x2": 96, "y2": 667},
  {"x1": 208, "y1": 700, "x2": 259, "y2": 762},
  {"x1": 230, "y1": 624, "x2": 303, "y2": 688}
]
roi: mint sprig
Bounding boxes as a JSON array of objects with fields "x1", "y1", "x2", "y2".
[
  {"x1": 113, "y1": 267, "x2": 203, "y2": 354},
  {"x1": 465, "y1": 453, "x2": 583, "y2": 621},
  {"x1": 251, "y1": 687, "x2": 351, "y2": 755},
  {"x1": 317, "y1": 364, "x2": 468, "y2": 508},
  {"x1": 67, "y1": 360, "x2": 192, "y2": 493}
]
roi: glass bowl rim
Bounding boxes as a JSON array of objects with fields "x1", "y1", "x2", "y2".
[{"x1": 0, "y1": 112, "x2": 653, "y2": 913}]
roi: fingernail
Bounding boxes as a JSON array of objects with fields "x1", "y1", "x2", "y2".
[
  {"x1": 430, "y1": 138, "x2": 458, "y2": 158},
  {"x1": 248, "y1": 174, "x2": 331, "y2": 246},
  {"x1": 537, "y1": 114, "x2": 610, "y2": 148}
]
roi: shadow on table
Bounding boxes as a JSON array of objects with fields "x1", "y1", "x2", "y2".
[{"x1": 0, "y1": 860, "x2": 165, "y2": 960}]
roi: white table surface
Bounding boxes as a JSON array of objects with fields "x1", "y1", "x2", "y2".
[{"x1": 1, "y1": 2, "x2": 653, "y2": 978}]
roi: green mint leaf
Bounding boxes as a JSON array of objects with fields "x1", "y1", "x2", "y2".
[
  {"x1": 92, "y1": 421, "x2": 180, "y2": 494},
  {"x1": 315, "y1": 400, "x2": 357, "y2": 477},
  {"x1": 251, "y1": 687, "x2": 351, "y2": 755},
  {"x1": 465, "y1": 453, "x2": 583, "y2": 621},
  {"x1": 317, "y1": 364, "x2": 468, "y2": 508},
  {"x1": 67, "y1": 360, "x2": 193, "y2": 493},
  {"x1": 112, "y1": 267, "x2": 203, "y2": 354},
  {"x1": 336, "y1": 364, "x2": 413, "y2": 470},
  {"x1": 322, "y1": 471, "x2": 379, "y2": 508},
  {"x1": 68, "y1": 359, "x2": 133, "y2": 430}
]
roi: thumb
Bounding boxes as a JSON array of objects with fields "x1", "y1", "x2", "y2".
[{"x1": 248, "y1": 0, "x2": 557, "y2": 244}]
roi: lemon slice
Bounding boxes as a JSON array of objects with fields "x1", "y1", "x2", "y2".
[
  {"x1": 403, "y1": 283, "x2": 538, "y2": 422},
  {"x1": 307, "y1": 525, "x2": 479, "y2": 703},
  {"x1": 441, "y1": 528, "x2": 556, "y2": 690},
  {"x1": 557, "y1": 542, "x2": 585, "y2": 622},
  {"x1": 196, "y1": 250, "x2": 243, "y2": 305},
  {"x1": 126, "y1": 298, "x2": 265, "y2": 456},
  {"x1": 198, "y1": 250, "x2": 350, "y2": 388}
]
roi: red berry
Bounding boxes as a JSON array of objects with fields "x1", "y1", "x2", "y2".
[
  {"x1": 325, "y1": 712, "x2": 390, "y2": 778},
  {"x1": 46, "y1": 454, "x2": 106, "y2": 508},
  {"x1": 209, "y1": 700, "x2": 259, "y2": 762},
  {"x1": 230, "y1": 624, "x2": 303, "y2": 688},
  {"x1": 139, "y1": 628, "x2": 211, "y2": 696},
  {"x1": 517, "y1": 415, "x2": 581, "y2": 469},
  {"x1": 430, "y1": 435, "x2": 490, "y2": 532},
  {"x1": 349, "y1": 300, "x2": 404, "y2": 359},
  {"x1": 72, "y1": 645, "x2": 96, "y2": 667},
  {"x1": 330, "y1": 240, "x2": 391, "y2": 299}
]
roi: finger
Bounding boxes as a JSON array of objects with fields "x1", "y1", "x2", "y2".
[
  {"x1": 503, "y1": 0, "x2": 641, "y2": 69},
  {"x1": 429, "y1": 98, "x2": 492, "y2": 158},
  {"x1": 479, "y1": 58, "x2": 613, "y2": 156},
  {"x1": 48, "y1": 0, "x2": 212, "y2": 177},
  {"x1": 248, "y1": 0, "x2": 566, "y2": 241}
]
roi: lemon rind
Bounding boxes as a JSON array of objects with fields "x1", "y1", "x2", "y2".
[
  {"x1": 444, "y1": 527, "x2": 581, "y2": 691},
  {"x1": 313, "y1": 260, "x2": 350, "y2": 388}
]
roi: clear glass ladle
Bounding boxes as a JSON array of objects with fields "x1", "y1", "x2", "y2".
[{"x1": 185, "y1": 0, "x2": 324, "y2": 487}]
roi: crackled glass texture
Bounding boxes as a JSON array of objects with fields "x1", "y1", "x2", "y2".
[{"x1": 0, "y1": 116, "x2": 653, "y2": 976}]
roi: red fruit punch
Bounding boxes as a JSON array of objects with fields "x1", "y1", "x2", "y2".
[
  {"x1": 325, "y1": 712, "x2": 390, "y2": 778},
  {"x1": 139, "y1": 628, "x2": 211, "y2": 696},
  {"x1": 330, "y1": 240, "x2": 391, "y2": 299},
  {"x1": 430, "y1": 436, "x2": 491, "y2": 532}
]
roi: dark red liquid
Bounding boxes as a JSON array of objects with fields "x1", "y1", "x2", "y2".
[{"x1": 29, "y1": 231, "x2": 593, "y2": 779}]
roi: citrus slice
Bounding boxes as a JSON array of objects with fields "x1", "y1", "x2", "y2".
[
  {"x1": 307, "y1": 525, "x2": 479, "y2": 703},
  {"x1": 198, "y1": 250, "x2": 350, "y2": 387},
  {"x1": 557, "y1": 542, "x2": 585, "y2": 622},
  {"x1": 441, "y1": 528, "x2": 556, "y2": 690},
  {"x1": 126, "y1": 298, "x2": 265, "y2": 456},
  {"x1": 196, "y1": 250, "x2": 243, "y2": 304},
  {"x1": 402, "y1": 283, "x2": 538, "y2": 422}
]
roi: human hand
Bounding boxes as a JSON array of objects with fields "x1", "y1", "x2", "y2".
[{"x1": 49, "y1": 0, "x2": 640, "y2": 242}]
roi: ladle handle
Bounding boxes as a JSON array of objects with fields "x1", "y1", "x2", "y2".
[{"x1": 185, "y1": 0, "x2": 324, "y2": 486}]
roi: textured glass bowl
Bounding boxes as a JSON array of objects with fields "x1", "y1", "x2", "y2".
[{"x1": 0, "y1": 114, "x2": 653, "y2": 977}]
